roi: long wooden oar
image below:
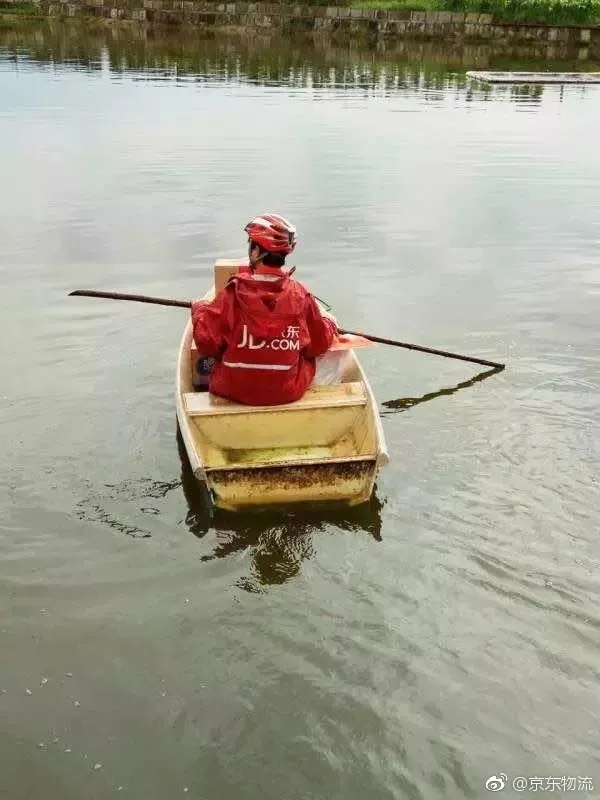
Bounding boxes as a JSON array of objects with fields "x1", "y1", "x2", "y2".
[
  {"x1": 339, "y1": 329, "x2": 504, "y2": 369},
  {"x1": 70, "y1": 289, "x2": 191, "y2": 309},
  {"x1": 68, "y1": 289, "x2": 505, "y2": 370}
]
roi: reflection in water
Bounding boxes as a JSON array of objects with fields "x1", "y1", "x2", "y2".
[
  {"x1": 1, "y1": 20, "x2": 599, "y2": 99},
  {"x1": 176, "y1": 368, "x2": 501, "y2": 589},
  {"x1": 381, "y1": 365, "x2": 503, "y2": 417},
  {"x1": 74, "y1": 476, "x2": 181, "y2": 539},
  {"x1": 72, "y1": 367, "x2": 499, "y2": 562},
  {"x1": 176, "y1": 430, "x2": 384, "y2": 593}
]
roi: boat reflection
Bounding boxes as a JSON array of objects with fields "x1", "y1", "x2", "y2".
[
  {"x1": 176, "y1": 431, "x2": 384, "y2": 592},
  {"x1": 177, "y1": 365, "x2": 501, "y2": 590}
]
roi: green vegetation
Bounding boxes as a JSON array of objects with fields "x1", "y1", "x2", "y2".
[
  {"x1": 351, "y1": 0, "x2": 600, "y2": 25},
  {"x1": 0, "y1": 1, "x2": 41, "y2": 13},
  {"x1": 301, "y1": 0, "x2": 600, "y2": 24},
  {"x1": 0, "y1": 1, "x2": 41, "y2": 30}
]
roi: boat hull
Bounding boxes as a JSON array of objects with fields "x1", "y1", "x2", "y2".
[{"x1": 200, "y1": 458, "x2": 378, "y2": 511}]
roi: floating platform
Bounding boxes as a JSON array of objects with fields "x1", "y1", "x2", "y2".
[{"x1": 466, "y1": 71, "x2": 600, "y2": 84}]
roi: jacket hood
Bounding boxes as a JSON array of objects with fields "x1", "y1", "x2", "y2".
[{"x1": 229, "y1": 275, "x2": 306, "y2": 337}]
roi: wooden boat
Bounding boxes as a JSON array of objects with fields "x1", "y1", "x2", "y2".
[{"x1": 175, "y1": 260, "x2": 389, "y2": 511}]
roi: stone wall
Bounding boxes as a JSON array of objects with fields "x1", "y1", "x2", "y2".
[{"x1": 3, "y1": 0, "x2": 600, "y2": 54}]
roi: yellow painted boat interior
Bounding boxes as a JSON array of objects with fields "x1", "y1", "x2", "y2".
[{"x1": 183, "y1": 374, "x2": 380, "y2": 470}]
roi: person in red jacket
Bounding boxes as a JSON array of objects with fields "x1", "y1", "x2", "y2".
[{"x1": 190, "y1": 213, "x2": 340, "y2": 406}]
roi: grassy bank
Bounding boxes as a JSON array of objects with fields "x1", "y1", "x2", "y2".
[{"x1": 352, "y1": 0, "x2": 600, "y2": 26}]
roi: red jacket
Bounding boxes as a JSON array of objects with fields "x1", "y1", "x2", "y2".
[{"x1": 191, "y1": 265, "x2": 336, "y2": 405}]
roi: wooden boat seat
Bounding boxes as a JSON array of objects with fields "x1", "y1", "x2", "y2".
[
  {"x1": 184, "y1": 382, "x2": 366, "y2": 416},
  {"x1": 183, "y1": 382, "x2": 367, "y2": 451}
]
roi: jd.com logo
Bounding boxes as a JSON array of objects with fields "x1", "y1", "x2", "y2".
[{"x1": 237, "y1": 324, "x2": 300, "y2": 351}]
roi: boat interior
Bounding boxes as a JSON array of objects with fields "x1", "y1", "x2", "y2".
[{"x1": 179, "y1": 261, "x2": 382, "y2": 471}]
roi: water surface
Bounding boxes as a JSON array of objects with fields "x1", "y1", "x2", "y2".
[{"x1": 1, "y1": 22, "x2": 599, "y2": 800}]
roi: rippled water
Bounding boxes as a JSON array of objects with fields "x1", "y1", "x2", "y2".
[{"x1": 1, "y1": 21, "x2": 599, "y2": 800}]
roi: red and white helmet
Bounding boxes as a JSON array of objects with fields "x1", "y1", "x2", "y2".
[{"x1": 244, "y1": 213, "x2": 297, "y2": 255}]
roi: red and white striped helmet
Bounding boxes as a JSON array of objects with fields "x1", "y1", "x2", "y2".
[{"x1": 244, "y1": 213, "x2": 297, "y2": 255}]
